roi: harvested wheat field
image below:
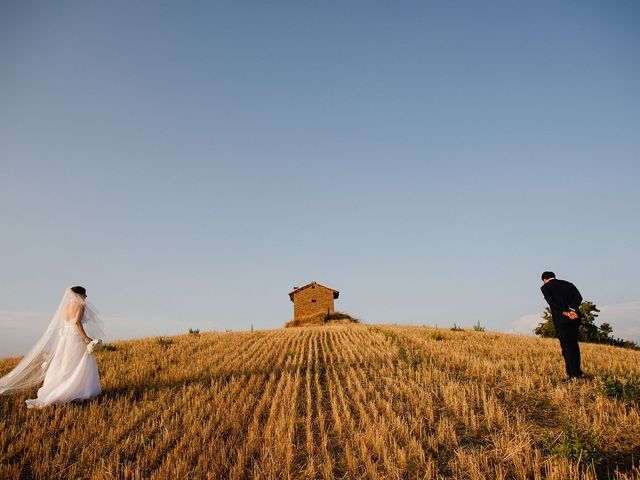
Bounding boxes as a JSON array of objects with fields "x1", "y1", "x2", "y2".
[{"x1": 1, "y1": 324, "x2": 639, "y2": 480}]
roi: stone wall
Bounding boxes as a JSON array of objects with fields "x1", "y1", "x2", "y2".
[{"x1": 292, "y1": 285, "x2": 335, "y2": 320}]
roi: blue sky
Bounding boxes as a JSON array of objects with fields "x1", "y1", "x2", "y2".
[{"x1": 1, "y1": 1, "x2": 639, "y2": 355}]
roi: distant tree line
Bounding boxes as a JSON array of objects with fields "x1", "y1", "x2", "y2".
[{"x1": 534, "y1": 301, "x2": 638, "y2": 350}]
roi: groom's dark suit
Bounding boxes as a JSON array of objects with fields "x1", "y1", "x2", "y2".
[{"x1": 541, "y1": 278, "x2": 584, "y2": 378}]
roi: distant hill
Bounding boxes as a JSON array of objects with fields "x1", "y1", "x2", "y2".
[{"x1": 1, "y1": 325, "x2": 639, "y2": 479}]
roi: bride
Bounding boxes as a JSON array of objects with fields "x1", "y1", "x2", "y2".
[{"x1": 0, "y1": 286, "x2": 102, "y2": 407}]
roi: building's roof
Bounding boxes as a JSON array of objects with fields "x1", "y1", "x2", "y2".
[{"x1": 289, "y1": 281, "x2": 339, "y2": 301}]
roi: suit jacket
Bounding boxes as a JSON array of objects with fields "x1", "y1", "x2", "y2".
[{"x1": 541, "y1": 279, "x2": 583, "y2": 332}]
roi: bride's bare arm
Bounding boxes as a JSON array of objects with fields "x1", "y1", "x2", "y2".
[{"x1": 73, "y1": 304, "x2": 92, "y2": 344}]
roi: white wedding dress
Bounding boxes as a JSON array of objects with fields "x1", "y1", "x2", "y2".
[
  {"x1": 0, "y1": 288, "x2": 102, "y2": 407},
  {"x1": 25, "y1": 319, "x2": 101, "y2": 408}
]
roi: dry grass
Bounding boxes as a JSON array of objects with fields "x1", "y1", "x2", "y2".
[
  {"x1": 285, "y1": 311, "x2": 359, "y2": 328},
  {"x1": 1, "y1": 324, "x2": 639, "y2": 479}
]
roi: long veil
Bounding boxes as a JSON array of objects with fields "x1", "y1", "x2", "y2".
[{"x1": 0, "y1": 288, "x2": 104, "y2": 394}]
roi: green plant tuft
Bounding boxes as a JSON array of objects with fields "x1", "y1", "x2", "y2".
[
  {"x1": 398, "y1": 345, "x2": 424, "y2": 369},
  {"x1": 543, "y1": 420, "x2": 602, "y2": 467},
  {"x1": 597, "y1": 372, "x2": 640, "y2": 402},
  {"x1": 472, "y1": 321, "x2": 485, "y2": 332}
]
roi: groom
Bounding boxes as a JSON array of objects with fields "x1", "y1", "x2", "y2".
[{"x1": 540, "y1": 271, "x2": 585, "y2": 380}]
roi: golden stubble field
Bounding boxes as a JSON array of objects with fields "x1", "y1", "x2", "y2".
[{"x1": 1, "y1": 324, "x2": 639, "y2": 480}]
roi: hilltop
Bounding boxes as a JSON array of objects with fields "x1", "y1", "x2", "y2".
[{"x1": 1, "y1": 325, "x2": 639, "y2": 479}]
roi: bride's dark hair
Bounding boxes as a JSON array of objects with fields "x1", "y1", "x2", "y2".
[{"x1": 70, "y1": 286, "x2": 87, "y2": 296}]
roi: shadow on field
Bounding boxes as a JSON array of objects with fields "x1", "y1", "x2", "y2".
[
  {"x1": 97, "y1": 372, "x2": 233, "y2": 402},
  {"x1": 97, "y1": 364, "x2": 302, "y2": 402},
  {"x1": 97, "y1": 354, "x2": 384, "y2": 403}
]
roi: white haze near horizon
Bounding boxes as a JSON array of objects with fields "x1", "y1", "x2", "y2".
[{"x1": 510, "y1": 301, "x2": 640, "y2": 341}]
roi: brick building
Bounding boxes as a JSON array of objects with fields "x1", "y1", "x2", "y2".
[{"x1": 289, "y1": 282, "x2": 339, "y2": 321}]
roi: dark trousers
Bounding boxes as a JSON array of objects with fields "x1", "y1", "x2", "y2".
[{"x1": 557, "y1": 323, "x2": 582, "y2": 378}]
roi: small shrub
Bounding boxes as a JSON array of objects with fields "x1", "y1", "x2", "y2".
[
  {"x1": 409, "y1": 351, "x2": 424, "y2": 369},
  {"x1": 398, "y1": 346, "x2": 424, "y2": 369},
  {"x1": 543, "y1": 420, "x2": 602, "y2": 467},
  {"x1": 157, "y1": 337, "x2": 173, "y2": 348},
  {"x1": 101, "y1": 343, "x2": 117, "y2": 352},
  {"x1": 472, "y1": 321, "x2": 485, "y2": 332},
  {"x1": 398, "y1": 345, "x2": 408, "y2": 363},
  {"x1": 451, "y1": 323, "x2": 464, "y2": 332},
  {"x1": 188, "y1": 328, "x2": 200, "y2": 336},
  {"x1": 384, "y1": 330, "x2": 400, "y2": 344},
  {"x1": 430, "y1": 333, "x2": 445, "y2": 341},
  {"x1": 287, "y1": 311, "x2": 360, "y2": 328},
  {"x1": 597, "y1": 372, "x2": 640, "y2": 402},
  {"x1": 325, "y1": 311, "x2": 360, "y2": 323},
  {"x1": 284, "y1": 351, "x2": 294, "y2": 360}
]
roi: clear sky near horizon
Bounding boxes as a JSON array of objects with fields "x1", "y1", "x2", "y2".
[{"x1": 1, "y1": 1, "x2": 639, "y2": 356}]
